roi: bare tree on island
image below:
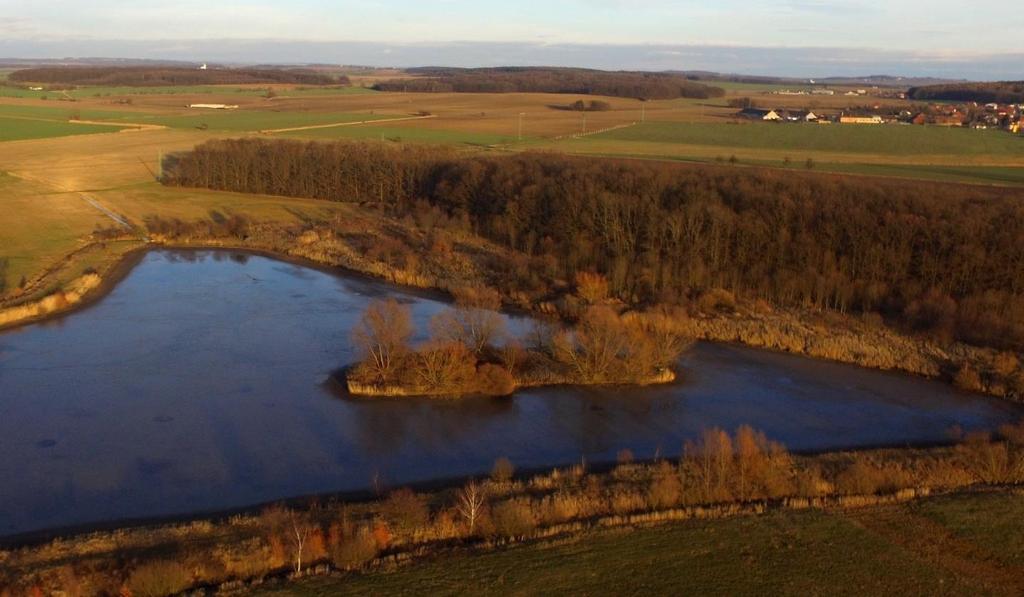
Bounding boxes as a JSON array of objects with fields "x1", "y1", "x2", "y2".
[
  {"x1": 430, "y1": 286, "x2": 506, "y2": 355},
  {"x1": 352, "y1": 298, "x2": 413, "y2": 383}
]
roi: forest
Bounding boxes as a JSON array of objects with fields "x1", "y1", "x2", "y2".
[
  {"x1": 162, "y1": 139, "x2": 1024, "y2": 351},
  {"x1": 372, "y1": 67, "x2": 725, "y2": 100},
  {"x1": 7, "y1": 66, "x2": 341, "y2": 87},
  {"x1": 908, "y1": 81, "x2": 1024, "y2": 103}
]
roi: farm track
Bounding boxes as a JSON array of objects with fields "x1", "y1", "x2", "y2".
[
  {"x1": 259, "y1": 113, "x2": 437, "y2": 134},
  {"x1": 68, "y1": 119, "x2": 167, "y2": 132},
  {"x1": 844, "y1": 505, "x2": 1024, "y2": 594}
]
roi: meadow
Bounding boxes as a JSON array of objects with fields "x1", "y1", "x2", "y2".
[
  {"x1": 278, "y1": 123, "x2": 520, "y2": 145},
  {"x1": 0, "y1": 103, "x2": 146, "y2": 123},
  {"x1": 0, "y1": 83, "x2": 378, "y2": 100},
  {"x1": 259, "y1": 491, "x2": 1024, "y2": 596},
  {"x1": 0, "y1": 116, "x2": 126, "y2": 142},
  {"x1": 587, "y1": 121, "x2": 1024, "y2": 156},
  {"x1": 102, "y1": 109, "x2": 393, "y2": 132}
]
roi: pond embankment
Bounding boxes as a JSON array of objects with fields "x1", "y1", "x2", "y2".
[{"x1": 345, "y1": 368, "x2": 677, "y2": 399}]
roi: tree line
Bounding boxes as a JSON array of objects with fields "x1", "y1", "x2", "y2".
[
  {"x1": 162, "y1": 139, "x2": 1024, "y2": 351},
  {"x1": 908, "y1": 81, "x2": 1024, "y2": 104},
  {"x1": 372, "y1": 67, "x2": 725, "y2": 100},
  {"x1": 9, "y1": 66, "x2": 342, "y2": 87}
]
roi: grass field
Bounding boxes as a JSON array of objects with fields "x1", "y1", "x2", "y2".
[
  {"x1": 258, "y1": 491, "x2": 1024, "y2": 596},
  {"x1": 279, "y1": 123, "x2": 520, "y2": 146},
  {"x1": 99, "y1": 109, "x2": 393, "y2": 132},
  {"x1": 0, "y1": 84, "x2": 378, "y2": 100},
  {"x1": 592, "y1": 121, "x2": 1024, "y2": 156},
  {"x1": 0, "y1": 171, "x2": 110, "y2": 290},
  {"x1": 0, "y1": 116, "x2": 127, "y2": 141},
  {"x1": 0, "y1": 103, "x2": 147, "y2": 122}
]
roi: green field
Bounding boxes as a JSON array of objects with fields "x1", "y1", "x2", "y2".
[
  {"x1": 98, "y1": 109, "x2": 391, "y2": 132},
  {"x1": 0, "y1": 84, "x2": 378, "y2": 100},
  {"x1": 0, "y1": 115, "x2": 126, "y2": 141},
  {"x1": 705, "y1": 81, "x2": 815, "y2": 93},
  {"x1": 0, "y1": 103, "x2": 144, "y2": 122},
  {"x1": 279, "y1": 124, "x2": 520, "y2": 146},
  {"x1": 594, "y1": 121, "x2": 1024, "y2": 156},
  {"x1": 775, "y1": 161, "x2": 1024, "y2": 185},
  {"x1": 0, "y1": 103, "x2": 397, "y2": 133},
  {"x1": 258, "y1": 491, "x2": 1024, "y2": 596}
]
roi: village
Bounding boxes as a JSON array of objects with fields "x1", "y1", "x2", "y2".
[{"x1": 738, "y1": 101, "x2": 1024, "y2": 133}]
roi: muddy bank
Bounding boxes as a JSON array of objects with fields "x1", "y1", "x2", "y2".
[
  {"x1": 345, "y1": 368, "x2": 677, "y2": 399},
  {"x1": 681, "y1": 310, "x2": 1020, "y2": 401}
]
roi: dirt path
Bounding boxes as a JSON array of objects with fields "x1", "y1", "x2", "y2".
[
  {"x1": 69, "y1": 119, "x2": 167, "y2": 132},
  {"x1": 844, "y1": 505, "x2": 1024, "y2": 594},
  {"x1": 80, "y1": 194, "x2": 132, "y2": 228},
  {"x1": 259, "y1": 113, "x2": 437, "y2": 134}
]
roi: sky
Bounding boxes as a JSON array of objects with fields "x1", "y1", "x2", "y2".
[{"x1": 1, "y1": 0, "x2": 1022, "y2": 79}]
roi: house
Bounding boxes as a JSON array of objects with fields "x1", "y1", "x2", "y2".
[
  {"x1": 787, "y1": 110, "x2": 819, "y2": 122},
  {"x1": 737, "y1": 108, "x2": 782, "y2": 121},
  {"x1": 933, "y1": 114, "x2": 965, "y2": 127},
  {"x1": 187, "y1": 103, "x2": 239, "y2": 110},
  {"x1": 912, "y1": 113, "x2": 928, "y2": 125},
  {"x1": 840, "y1": 115, "x2": 883, "y2": 125}
]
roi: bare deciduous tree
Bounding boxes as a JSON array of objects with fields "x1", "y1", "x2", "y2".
[
  {"x1": 455, "y1": 481, "x2": 486, "y2": 535},
  {"x1": 431, "y1": 287, "x2": 506, "y2": 355},
  {"x1": 554, "y1": 306, "x2": 631, "y2": 383},
  {"x1": 415, "y1": 341, "x2": 477, "y2": 394},
  {"x1": 352, "y1": 299, "x2": 413, "y2": 383}
]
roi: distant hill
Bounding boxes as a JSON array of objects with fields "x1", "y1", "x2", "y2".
[
  {"x1": 373, "y1": 67, "x2": 725, "y2": 100},
  {"x1": 676, "y1": 71, "x2": 963, "y2": 88},
  {"x1": 908, "y1": 81, "x2": 1024, "y2": 104},
  {"x1": 8, "y1": 66, "x2": 341, "y2": 87}
]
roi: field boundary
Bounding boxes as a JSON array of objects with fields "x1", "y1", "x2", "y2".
[
  {"x1": 552, "y1": 121, "x2": 637, "y2": 141},
  {"x1": 260, "y1": 113, "x2": 436, "y2": 134},
  {"x1": 68, "y1": 119, "x2": 167, "y2": 132}
]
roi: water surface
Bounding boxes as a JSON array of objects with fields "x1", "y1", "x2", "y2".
[{"x1": 0, "y1": 250, "x2": 1019, "y2": 537}]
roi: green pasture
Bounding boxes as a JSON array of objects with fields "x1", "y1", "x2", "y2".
[
  {"x1": 259, "y1": 491, "x2": 1024, "y2": 596},
  {"x1": 0, "y1": 115, "x2": 126, "y2": 142},
  {"x1": 278, "y1": 124, "x2": 519, "y2": 146},
  {"x1": 0, "y1": 84, "x2": 377, "y2": 100},
  {"x1": 594, "y1": 121, "x2": 1024, "y2": 156}
]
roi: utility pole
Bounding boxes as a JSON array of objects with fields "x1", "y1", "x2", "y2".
[
  {"x1": 582, "y1": 112, "x2": 587, "y2": 135},
  {"x1": 518, "y1": 112, "x2": 525, "y2": 141}
]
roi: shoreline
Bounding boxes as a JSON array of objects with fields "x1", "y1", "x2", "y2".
[
  {"x1": 1, "y1": 239, "x2": 1019, "y2": 403},
  {"x1": 4, "y1": 434, "x2": 1023, "y2": 591},
  {"x1": 345, "y1": 368, "x2": 677, "y2": 399}
]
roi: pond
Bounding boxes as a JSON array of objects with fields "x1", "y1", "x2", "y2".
[{"x1": 0, "y1": 250, "x2": 1019, "y2": 537}]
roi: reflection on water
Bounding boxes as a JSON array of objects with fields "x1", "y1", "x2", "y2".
[{"x1": 0, "y1": 250, "x2": 1020, "y2": 537}]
